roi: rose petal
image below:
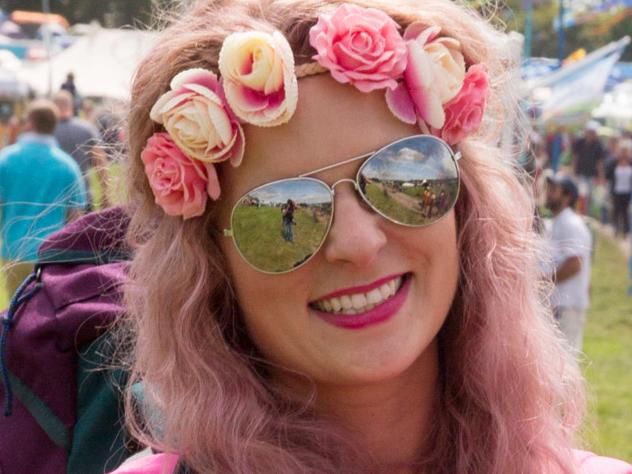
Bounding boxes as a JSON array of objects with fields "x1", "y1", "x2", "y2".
[
  {"x1": 184, "y1": 83, "x2": 224, "y2": 107},
  {"x1": 150, "y1": 90, "x2": 188, "y2": 123},
  {"x1": 171, "y1": 68, "x2": 219, "y2": 91},
  {"x1": 405, "y1": 41, "x2": 445, "y2": 129},
  {"x1": 156, "y1": 92, "x2": 195, "y2": 118},
  {"x1": 385, "y1": 82, "x2": 417, "y2": 124},
  {"x1": 206, "y1": 101, "x2": 233, "y2": 146},
  {"x1": 205, "y1": 163, "x2": 221, "y2": 200}
]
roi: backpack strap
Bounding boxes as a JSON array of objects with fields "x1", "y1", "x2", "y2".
[
  {"x1": 1, "y1": 268, "x2": 43, "y2": 416},
  {"x1": 2, "y1": 369, "x2": 71, "y2": 451}
]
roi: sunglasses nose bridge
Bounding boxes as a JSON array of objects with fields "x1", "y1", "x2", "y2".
[{"x1": 330, "y1": 178, "x2": 358, "y2": 194}]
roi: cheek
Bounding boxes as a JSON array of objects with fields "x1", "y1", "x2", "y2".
[
  {"x1": 405, "y1": 211, "x2": 459, "y2": 318},
  {"x1": 219, "y1": 238, "x2": 308, "y2": 360}
]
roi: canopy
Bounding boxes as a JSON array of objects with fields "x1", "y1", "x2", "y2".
[
  {"x1": 17, "y1": 27, "x2": 157, "y2": 100},
  {"x1": 525, "y1": 36, "x2": 630, "y2": 125}
]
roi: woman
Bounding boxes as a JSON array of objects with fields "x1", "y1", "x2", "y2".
[
  {"x1": 281, "y1": 199, "x2": 296, "y2": 242},
  {"x1": 114, "y1": 1, "x2": 631, "y2": 473},
  {"x1": 610, "y1": 139, "x2": 632, "y2": 237}
]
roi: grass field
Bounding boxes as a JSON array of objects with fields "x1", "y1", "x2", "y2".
[
  {"x1": 0, "y1": 225, "x2": 630, "y2": 460},
  {"x1": 232, "y1": 205, "x2": 328, "y2": 272},
  {"x1": 365, "y1": 183, "x2": 425, "y2": 224},
  {"x1": 581, "y1": 234, "x2": 632, "y2": 460}
]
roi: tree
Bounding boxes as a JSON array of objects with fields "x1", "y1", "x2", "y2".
[{"x1": 469, "y1": 0, "x2": 632, "y2": 61}]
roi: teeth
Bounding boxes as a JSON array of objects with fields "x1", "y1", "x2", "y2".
[
  {"x1": 340, "y1": 295, "x2": 352, "y2": 310},
  {"x1": 351, "y1": 293, "x2": 367, "y2": 309},
  {"x1": 314, "y1": 276, "x2": 404, "y2": 315},
  {"x1": 366, "y1": 288, "x2": 382, "y2": 305}
]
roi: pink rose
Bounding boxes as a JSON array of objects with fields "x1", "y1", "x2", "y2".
[
  {"x1": 309, "y1": 3, "x2": 407, "y2": 93},
  {"x1": 219, "y1": 31, "x2": 298, "y2": 127},
  {"x1": 435, "y1": 64, "x2": 489, "y2": 145},
  {"x1": 141, "y1": 133, "x2": 221, "y2": 220},
  {"x1": 386, "y1": 24, "x2": 466, "y2": 130},
  {"x1": 150, "y1": 69, "x2": 245, "y2": 166}
]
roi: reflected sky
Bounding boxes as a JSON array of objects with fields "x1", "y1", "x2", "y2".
[
  {"x1": 246, "y1": 179, "x2": 331, "y2": 206},
  {"x1": 361, "y1": 140, "x2": 457, "y2": 181}
]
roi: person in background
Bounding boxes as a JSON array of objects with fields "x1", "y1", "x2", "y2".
[
  {"x1": 53, "y1": 90, "x2": 109, "y2": 209},
  {"x1": 545, "y1": 174, "x2": 592, "y2": 355},
  {"x1": 60, "y1": 72, "x2": 80, "y2": 116},
  {"x1": 610, "y1": 139, "x2": 632, "y2": 238},
  {"x1": 281, "y1": 198, "x2": 296, "y2": 242},
  {"x1": 0, "y1": 100, "x2": 86, "y2": 296},
  {"x1": 572, "y1": 120, "x2": 605, "y2": 216},
  {"x1": 600, "y1": 134, "x2": 620, "y2": 224},
  {"x1": 94, "y1": 105, "x2": 125, "y2": 161},
  {"x1": 546, "y1": 125, "x2": 563, "y2": 172}
]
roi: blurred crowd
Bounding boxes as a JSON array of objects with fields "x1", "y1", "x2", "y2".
[
  {"x1": 527, "y1": 120, "x2": 632, "y2": 356},
  {"x1": 0, "y1": 73, "x2": 124, "y2": 296},
  {"x1": 531, "y1": 121, "x2": 632, "y2": 237}
]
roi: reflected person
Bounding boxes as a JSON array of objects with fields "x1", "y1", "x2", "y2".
[{"x1": 281, "y1": 198, "x2": 296, "y2": 242}]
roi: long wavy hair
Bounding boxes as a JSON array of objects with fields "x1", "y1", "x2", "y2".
[{"x1": 121, "y1": 1, "x2": 585, "y2": 472}]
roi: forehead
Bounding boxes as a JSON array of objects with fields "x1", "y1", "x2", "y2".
[{"x1": 218, "y1": 74, "x2": 418, "y2": 203}]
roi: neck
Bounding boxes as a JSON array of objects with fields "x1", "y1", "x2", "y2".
[{"x1": 281, "y1": 340, "x2": 439, "y2": 471}]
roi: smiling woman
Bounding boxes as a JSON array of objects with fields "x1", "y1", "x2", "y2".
[{"x1": 112, "y1": 1, "x2": 632, "y2": 473}]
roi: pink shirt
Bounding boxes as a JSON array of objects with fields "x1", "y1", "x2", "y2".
[{"x1": 110, "y1": 450, "x2": 632, "y2": 473}]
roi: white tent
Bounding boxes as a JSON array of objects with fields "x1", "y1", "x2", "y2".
[
  {"x1": 593, "y1": 81, "x2": 632, "y2": 124},
  {"x1": 17, "y1": 27, "x2": 157, "y2": 100}
]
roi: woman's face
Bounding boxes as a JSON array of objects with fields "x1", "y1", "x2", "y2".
[{"x1": 217, "y1": 75, "x2": 459, "y2": 387}]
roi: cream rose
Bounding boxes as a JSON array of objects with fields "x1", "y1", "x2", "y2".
[
  {"x1": 149, "y1": 68, "x2": 245, "y2": 166},
  {"x1": 390, "y1": 24, "x2": 466, "y2": 130},
  {"x1": 219, "y1": 31, "x2": 298, "y2": 127}
]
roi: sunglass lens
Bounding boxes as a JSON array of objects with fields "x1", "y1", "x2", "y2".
[
  {"x1": 231, "y1": 179, "x2": 333, "y2": 273},
  {"x1": 358, "y1": 136, "x2": 459, "y2": 226}
]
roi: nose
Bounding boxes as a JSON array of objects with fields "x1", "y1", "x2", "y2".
[{"x1": 323, "y1": 183, "x2": 387, "y2": 267}]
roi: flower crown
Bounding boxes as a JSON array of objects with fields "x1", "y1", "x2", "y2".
[{"x1": 142, "y1": 3, "x2": 489, "y2": 219}]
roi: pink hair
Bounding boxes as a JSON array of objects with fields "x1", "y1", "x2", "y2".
[{"x1": 120, "y1": 1, "x2": 585, "y2": 472}]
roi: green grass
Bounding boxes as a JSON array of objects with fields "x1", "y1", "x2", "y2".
[
  {"x1": 232, "y1": 205, "x2": 328, "y2": 273},
  {"x1": 365, "y1": 183, "x2": 426, "y2": 224},
  {"x1": 581, "y1": 234, "x2": 632, "y2": 461},
  {"x1": 364, "y1": 182, "x2": 457, "y2": 225}
]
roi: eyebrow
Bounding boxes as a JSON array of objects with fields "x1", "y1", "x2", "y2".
[{"x1": 298, "y1": 151, "x2": 375, "y2": 178}]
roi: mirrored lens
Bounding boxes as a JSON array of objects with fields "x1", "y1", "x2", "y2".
[
  {"x1": 358, "y1": 136, "x2": 459, "y2": 226},
  {"x1": 231, "y1": 178, "x2": 333, "y2": 273}
]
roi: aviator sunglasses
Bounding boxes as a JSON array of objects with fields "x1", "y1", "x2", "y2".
[{"x1": 223, "y1": 135, "x2": 461, "y2": 274}]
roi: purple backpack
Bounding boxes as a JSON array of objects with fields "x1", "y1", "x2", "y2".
[{"x1": 0, "y1": 207, "x2": 135, "y2": 474}]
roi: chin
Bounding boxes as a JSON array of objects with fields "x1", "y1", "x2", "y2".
[{"x1": 320, "y1": 334, "x2": 439, "y2": 386}]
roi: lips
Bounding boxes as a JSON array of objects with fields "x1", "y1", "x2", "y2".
[
  {"x1": 310, "y1": 274, "x2": 412, "y2": 330},
  {"x1": 310, "y1": 273, "x2": 407, "y2": 315}
]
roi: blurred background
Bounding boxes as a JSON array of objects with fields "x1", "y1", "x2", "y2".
[{"x1": 0, "y1": 0, "x2": 630, "y2": 462}]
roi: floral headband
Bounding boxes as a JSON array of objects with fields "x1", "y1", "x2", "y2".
[{"x1": 142, "y1": 3, "x2": 489, "y2": 219}]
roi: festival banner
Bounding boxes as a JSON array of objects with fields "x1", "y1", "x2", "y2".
[{"x1": 529, "y1": 36, "x2": 629, "y2": 124}]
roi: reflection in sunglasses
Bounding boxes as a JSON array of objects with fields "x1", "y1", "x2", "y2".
[
  {"x1": 227, "y1": 135, "x2": 459, "y2": 273},
  {"x1": 359, "y1": 142, "x2": 458, "y2": 226},
  {"x1": 233, "y1": 184, "x2": 332, "y2": 273}
]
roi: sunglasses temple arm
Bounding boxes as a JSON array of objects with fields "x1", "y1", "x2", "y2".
[{"x1": 299, "y1": 151, "x2": 375, "y2": 178}]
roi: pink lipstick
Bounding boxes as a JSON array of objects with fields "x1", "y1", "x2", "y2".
[{"x1": 311, "y1": 274, "x2": 411, "y2": 330}]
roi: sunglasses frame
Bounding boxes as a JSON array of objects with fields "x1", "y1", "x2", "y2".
[{"x1": 224, "y1": 134, "x2": 462, "y2": 274}]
